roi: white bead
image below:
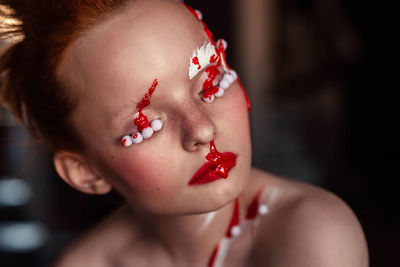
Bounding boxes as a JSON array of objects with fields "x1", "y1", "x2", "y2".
[
  {"x1": 214, "y1": 87, "x2": 224, "y2": 97},
  {"x1": 224, "y1": 72, "x2": 235, "y2": 84},
  {"x1": 121, "y1": 135, "x2": 133, "y2": 148},
  {"x1": 230, "y1": 225, "x2": 241, "y2": 237},
  {"x1": 258, "y1": 204, "x2": 269, "y2": 215},
  {"x1": 150, "y1": 119, "x2": 163, "y2": 132},
  {"x1": 142, "y1": 127, "x2": 154, "y2": 139},
  {"x1": 219, "y1": 78, "x2": 230, "y2": 89},
  {"x1": 217, "y1": 39, "x2": 228, "y2": 51},
  {"x1": 194, "y1": 9, "x2": 203, "y2": 20},
  {"x1": 131, "y1": 132, "x2": 143, "y2": 144},
  {"x1": 228, "y1": 70, "x2": 237, "y2": 80},
  {"x1": 202, "y1": 94, "x2": 215, "y2": 103}
]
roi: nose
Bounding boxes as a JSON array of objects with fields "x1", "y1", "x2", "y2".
[{"x1": 180, "y1": 102, "x2": 216, "y2": 152}]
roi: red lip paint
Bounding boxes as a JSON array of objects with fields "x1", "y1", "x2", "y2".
[{"x1": 189, "y1": 141, "x2": 237, "y2": 185}]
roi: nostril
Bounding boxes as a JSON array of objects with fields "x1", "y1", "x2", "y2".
[{"x1": 183, "y1": 122, "x2": 215, "y2": 152}]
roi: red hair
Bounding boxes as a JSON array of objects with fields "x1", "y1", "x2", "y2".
[{"x1": 0, "y1": 0, "x2": 129, "y2": 152}]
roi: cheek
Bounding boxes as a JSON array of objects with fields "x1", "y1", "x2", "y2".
[
  {"x1": 94, "y1": 145, "x2": 183, "y2": 207},
  {"x1": 220, "y1": 83, "x2": 250, "y2": 136}
]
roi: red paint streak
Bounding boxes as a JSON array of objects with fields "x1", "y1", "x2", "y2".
[
  {"x1": 208, "y1": 243, "x2": 219, "y2": 267},
  {"x1": 192, "y1": 56, "x2": 201, "y2": 70},
  {"x1": 134, "y1": 79, "x2": 158, "y2": 131},
  {"x1": 202, "y1": 65, "x2": 221, "y2": 100},
  {"x1": 189, "y1": 140, "x2": 237, "y2": 185},
  {"x1": 133, "y1": 133, "x2": 138, "y2": 139},
  {"x1": 136, "y1": 79, "x2": 158, "y2": 111},
  {"x1": 209, "y1": 54, "x2": 219, "y2": 63},
  {"x1": 202, "y1": 65, "x2": 220, "y2": 90},
  {"x1": 208, "y1": 198, "x2": 240, "y2": 267},
  {"x1": 183, "y1": 3, "x2": 201, "y2": 21},
  {"x1": 237, "y1": 78, "x2": 251, "y2": 111},
  {"x1": 208, "y1": 188, "x2": 266, "y2": 266},
  {"x1": 246, "y1": 188, "x2": 264, "y2": 220},
  {"x1": 183, "y1": 3, "x2": 251, "y2": 111},
  {"x1": 217, "y1": 40, "x2": 231, "y2": 70},
  {"x1": 121, "y1": 139, "x2": 127, "y2": 147},
  {"x1": 203, "y1": 86, "x2": 220, "y2": 100},
  {"x1": 226, "y1": 198, "x2": 240, "y2": 238},
  {"x1": 184, "y1": 4, "x2": 216, "y2": 46}
]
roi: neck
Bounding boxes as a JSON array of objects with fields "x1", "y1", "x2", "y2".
[{"x1": 123, "y1": 199, "x2": 237, "y2": 266}]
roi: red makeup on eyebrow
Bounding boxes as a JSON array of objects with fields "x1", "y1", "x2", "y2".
[
  {"x1": 202, "y1": 65, "x2": 221, "y2": 100},
  {"x1": 184, "y1": 4, "x2": 251, "y2": 110},
  {"x1": 134, "y1": 79, "x2": 158, "y2": 131}
]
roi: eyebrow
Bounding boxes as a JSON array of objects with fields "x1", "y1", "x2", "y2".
[
  {"x1": 112, "y1": 79, "x2": 159, "y2": 125},
  {"x1": 189, "y1": 41, "x2": 218, "y2": 80}
]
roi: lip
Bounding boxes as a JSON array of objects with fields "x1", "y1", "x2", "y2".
[{"x1": 189, "y1": 152, "x2": 237, "y2": 185}]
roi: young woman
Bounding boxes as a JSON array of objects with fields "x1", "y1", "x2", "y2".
[{"x1": 0, "y1": 0, "x2": 368, "y2": 266}]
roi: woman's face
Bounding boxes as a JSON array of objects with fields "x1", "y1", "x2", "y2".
[{"x1": 58, "y1": 0, "x2": 251, "y2": 215}]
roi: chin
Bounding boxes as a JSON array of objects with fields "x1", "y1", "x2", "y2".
[{"x1": 200, "y1": 169, "x2": 249, "y2": 212}]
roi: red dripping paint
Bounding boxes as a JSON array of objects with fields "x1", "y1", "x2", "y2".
[
  {"x1": 184, "y1": 4, "x2": 216, "y2": 46},
  {"x1": 192, "y1": 56, "x2": 201, "y2": 70},
  {"x1": 226, "y1": 198, "x2": 240, "y2": 238},
  {"x1": 133, "y1": 133, "x2": 138, "y2": 139},
  {"x1": 183, "y1": 3, "x2": 201, "y2": 21},
  {"x1": 202, "y1": 65, "x2": 220, "y2": 90},
  {"x1": 136, "y1": 79, "x2": 158, "y2": 111},
  {"x1": 208, "y1": 243, "x2": 219, "y2": 267},
  {"x1": 217, "y1": 40, "x2": 231, "y2": 70},
  {"x1": 189, "y1": 140, "x2": 237, "y2": 185},
  {"x1": 134, "y1": 79, "x2": 158, "y2": 131},
  {"x1": 209, "y1": 54, "x2": 219, "y2": 63},
  {"x1": 121, "y1": 139, "x2": 127, "y2": 147},
  {"x1": 203, "y1": 86, "x2": 220, "y2": 100},
  {"x1": 236, "y1": 78, "x2": 251, "y2": 111},
  {"x1": 183, "y1": 3, "x2": 251, "y2": 111},
  {"x1": 207, "y1": 188, "x2": 267, "y2": 267},
  {"x1": 246, "y1": 188, "x2": 264, "y2": 220},
  {"x1": 134, "y1": 111, "x2": 150, "y2": 132}
]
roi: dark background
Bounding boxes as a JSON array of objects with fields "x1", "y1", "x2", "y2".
[{"x1": 0, "y1": 0, "x2": 397, "y2": 266}]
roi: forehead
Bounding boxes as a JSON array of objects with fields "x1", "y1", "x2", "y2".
[{"x1": 59, "y1": 0, "x2": 206, "y2": 108}]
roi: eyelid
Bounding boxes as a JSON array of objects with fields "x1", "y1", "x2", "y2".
[
  {"x1": 198, "y1": 67, "x2": 224, "y2": 92},
  {"x1": 121, "y1": 111, "x2": 161, "y2": 136}
]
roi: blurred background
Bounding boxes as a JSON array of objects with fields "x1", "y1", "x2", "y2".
[{"x1": 0, "y1": 0, "x2": 396, "y2": 266}]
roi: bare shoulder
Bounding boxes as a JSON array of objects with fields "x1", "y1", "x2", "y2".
[
  {"x1": 248, "y1": 168, "x2": 369, "y2": 267},
  {"x1": 53, "y1": 205, "x2": 142, "y2": 267}
]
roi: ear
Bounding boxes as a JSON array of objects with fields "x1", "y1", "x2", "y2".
[{"x1": 53, "y1": 151, "x2": 112, "y2": 195}]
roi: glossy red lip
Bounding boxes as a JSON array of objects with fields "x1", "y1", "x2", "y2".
[
  {"x1": 189, "y1": 152, "x2": 237, "y2": 185},
  {"x1": 189, "y1": 140, "x2": 237, "y2": 186}
]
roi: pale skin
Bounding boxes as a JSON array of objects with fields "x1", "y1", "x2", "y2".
[{"x1": 52, "y1": 0, "x2": 369, "y2": 266}]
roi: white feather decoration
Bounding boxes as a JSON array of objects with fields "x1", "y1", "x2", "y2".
[{"x1": 189, "y1": 41, "x2": 218, "y2": 80}]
